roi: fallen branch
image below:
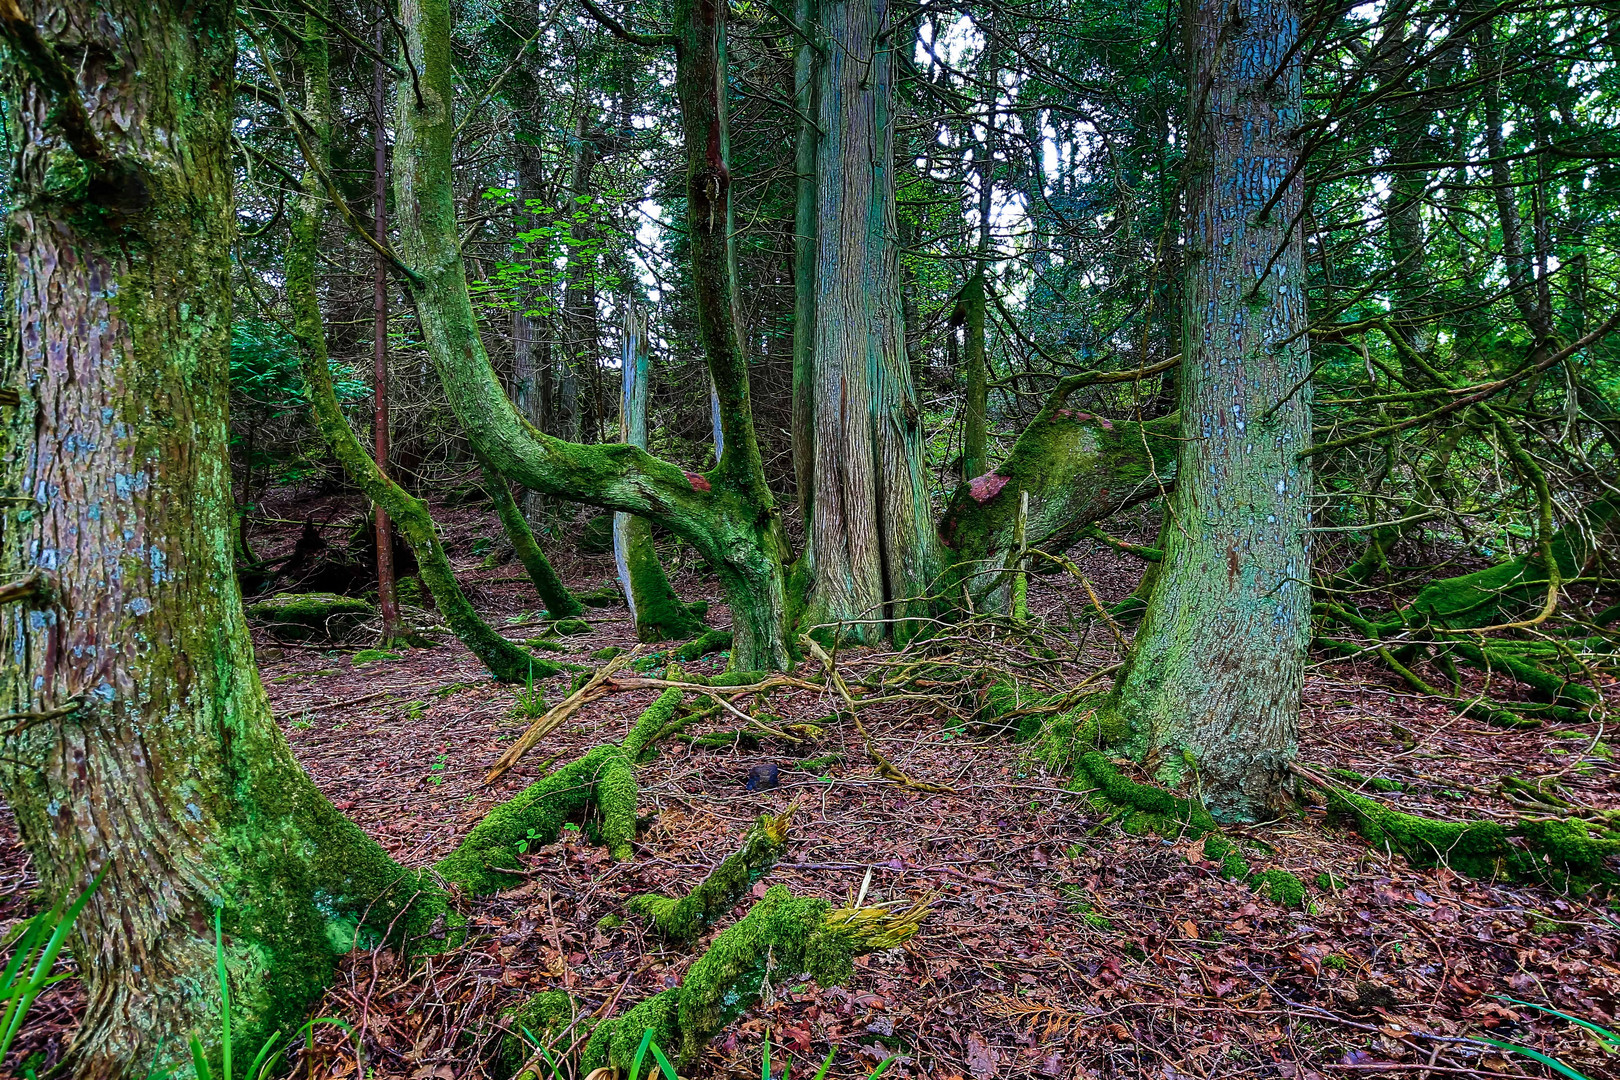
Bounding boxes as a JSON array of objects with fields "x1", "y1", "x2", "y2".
[
  {"x1": 484, "y1": 649, "x2": 640, "y2": 784},
  {"x1": 802, "y1": 635, "x2": 958, "y2": 794}
]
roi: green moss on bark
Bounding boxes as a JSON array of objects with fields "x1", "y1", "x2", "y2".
[
  {"x1": 676, "y1": 628, "x2": 733, "y2": 662},
  {"x1": 482, "y1": 460, "x2": 583, "y2": 618}
]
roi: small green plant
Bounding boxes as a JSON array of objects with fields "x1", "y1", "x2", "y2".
[
  {"x1": 513, "y1": 663, "x2": 548, "y2": 719},
  {"x1": 0, "y1": 869, "x2": 103, "y2": 1067},
  {"x1": 147, "y1": 909, "x2": 356, "y2": 1080},
  {"x1": 406, "y1": 700, "x2": 429, "y2": 722},
  {"x1": 515, "y1": 826, "x2": 547, "y2": 854},
  {"x1": 1323, "y1": 953, "x2": 1349, "y2": 971},
  {"x1": 428, "y1": 750, "x2": 449, "y2": 786}
]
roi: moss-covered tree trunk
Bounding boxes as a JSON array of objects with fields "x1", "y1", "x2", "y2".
[
  {"x1": 1110, "y1": 0, "x2": 1312, "y2": 821},
  {"x1": 614, "y1": 305, "x2": 703, "y2": 640},
  {"x1": 0, "y1": 6, "x2": 444, "y2": 1071},
  {"x1": 393, "y1": 0, "x2": 794, "y2": 671},
  {"x1": 284, "y1": 13, "x2": 543, "y2": 682},
  {"x1": 802, "y1": 0, "x2": 938, "y2": 642}
]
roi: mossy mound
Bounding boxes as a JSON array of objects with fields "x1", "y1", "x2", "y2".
[
  {"x1": 548, "y1": 617, "x2": 592, "y2": 636},
  {"x1": 578, "y1": 582, "x2": 621, "y2": 608},
  {"x1": 352, "y1": 648, "x2": 402, "y2": 666},
  {"x1": 247, "y1": 592, "x2": 375, "y2": 642},
  {"x1": 1249, "y1": 868, "x2": 1307, "y2": 908},
  {"x1": 1074, "y1": 751, "x2": 1219, "y2": 835}
]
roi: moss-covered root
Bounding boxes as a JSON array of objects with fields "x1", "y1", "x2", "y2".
[
  {"x1": 588, "y1": 885, "x2": 928, "y2": 1071},
  {"x1": 978, "y1": 680, "x2": 1125, "y2": 770},
  {"x1": 482, "y1": 460, "x2": 585, "y2": 619},
  {"x1": 435, "y1": 690, "x2": 686, "y2": 891},
  {"x1": 1322, "y1": 783, "x2": 1619, "y2": 887},
  {"x1": 1074, "y1": 751, "x2": 1219, "y2": 835},
  {"x1": 676, "y1": 627, "x2": 734, "y2": 662},
  {"x1": 628, "y1": 807, "x2": 794, "y2": 943}
]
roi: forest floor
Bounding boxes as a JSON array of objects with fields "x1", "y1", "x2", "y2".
[{"x1": 4, "y1": 487, "x2": 1619, "y2": 1080}]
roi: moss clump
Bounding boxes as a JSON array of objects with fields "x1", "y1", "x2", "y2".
[
  {"x1": 592, "y1": 646, "x2": 626, "y2": 661},
  {"x1": 351, "y1": 648, "x2": 402, "y2": 666},
  {"x1": 247, "y1": 592, "x2": 374, "y2": 641},
  {"x1": 578, "y1": 583, "x2": 621, "y2": 608},
  {"x1": 1250, "y1": 868, "x2": 1307, "y2": 908},
  {"x1": 494, "y1": 990, "x2": 578, "y2": 1079},
  {"x1": 675, "y1": 628, "x2": 733, "y2": 661},
  {"x1": 1516, "y1": 817, "x2": 1620, "y2": 875},
  {"x1": 549, "y1": 617, "x2": 592, "y2": 636},
  {"x1": 525, "y1": 637, "x2": 568, "y2": 652},
  {"x1": 1201, "y1": 834, "x2": 1252, "y2": 880},
  {"x1": 594, "y1": 754, "x2": 640, "y2": 861},
  {"x1": 629, "y1": 810, "x2": 793, "y2": 943}
]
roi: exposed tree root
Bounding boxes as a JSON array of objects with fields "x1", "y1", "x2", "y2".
[
  {"x1": 1291, "y1": 764, "x2": 1619, "y2": 891},
  {"x1": 629, "y1": 805, "x2": 797, "y2": 943},
  {"x1": 979, "y1": 682, "x2": 1309, "y2": 906},
  {"x1": 499, "y1": 885, "x2": 929, "y2": 1078},
  {"x1": 437, "y1": 689, "x2": 686, "y2": 896}
]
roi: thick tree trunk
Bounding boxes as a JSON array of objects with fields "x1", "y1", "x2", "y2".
[
  {"x1": 1111, "y1": 0, "x2": 1312, "y2": 821},
  {"x1": 961, "y1": 26, "x2": 997, "y2": 484},
  {"x1": 393, "y1": 0, "x2": 793, "y2": 671},
  {"x1": 0, "y1": 6, "x2": 441, "y2": 1072},
  {"x1": 803, "y1": 0, "x2": 938, "y2": 642}
]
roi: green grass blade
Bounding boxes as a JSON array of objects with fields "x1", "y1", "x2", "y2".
[
  {"x1": 811, "y1": 1047, "x2": 837, "y2": 1080},
  {"x1": 628, "y1": 1027, "x2": 656, "y2": 1080},
  {"x1": 213, "y1": 909, "x2": 231, "y2": 1080},
  {"x1": 190, "y1": 1032, "x2": 215, "y2": 1080},
  {"x1": 649, "y1": 1041, "x2": 679, "y2": 1080},
  {"x1": 868, "y1": 1055, "x2": 897, "y2": 1080},
  {"x1": 762, "y1": 1036, "x2": 771, "y2": 1080},
  {"x1": 1481, "y1": 1039, "x2": 1592, "y2": 1080},
  {"x1": 1500, "y1": 996, "x2": 1620, "y2": 1052}
]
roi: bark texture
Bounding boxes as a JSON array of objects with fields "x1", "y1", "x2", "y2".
[
  {"x1": 1111, "y1": 0, "x2": 1312, "y2": 821},
  {"x1": 803, "y1": 0, "x2": 938, "y2": 641},
  {"x1": 0, "y1": 5, "x2": 438, "y2": 1071}
]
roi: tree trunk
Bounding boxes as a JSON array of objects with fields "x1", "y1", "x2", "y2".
[
  {"x1": 373, "y1": 33, "x2": 403, "y2": 645},
  {"x1": 961, "y1": 23, "x2": 997, "y2": 484},
  {"x1": 393, "y1": 0, "x2": 793, "y2": 671},
  {"x1": 615, "y1": 305, "x2": 704, "y2": 641},
  {"x1": 790, "y1": 0, "x2": 818, "y2": 524},
  {"x1": 0, "y1": 6, "x2": 441, "y2": 1072},
  {"x1": 286, "y1": 10, "x2": 541, "y2": 683},
  {"x1": 803, "y1": 0, "x2": 938, "y2": 643},
  {"x1": 1111, "y1": 0, "x2": 1312, "y2": 821}
]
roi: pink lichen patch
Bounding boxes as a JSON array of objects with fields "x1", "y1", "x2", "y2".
[
  {"x1": 684, "y1": 471, "x2": 712, "y2": 492},
  {"x1": 967, "y1": 472, "x2": 1010, "y2": 503}
]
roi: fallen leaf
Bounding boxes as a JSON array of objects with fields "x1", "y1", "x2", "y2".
[{"x1": 966, "y1": 1032, "x2": 999, "y2": 1079}]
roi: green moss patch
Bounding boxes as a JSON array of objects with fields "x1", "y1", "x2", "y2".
[
  {"x1": 352, "y1": 648, "x2": 402, "y2": 666},
  {"x1": 629, "y1": 811, "x2": 792, "y2": 943},
  {"x1": 247, "y1": 592, "x2": 375, "y2": 642},
  {"x1": 675, "y1": 628, "x2": 733, "y2": 661}
]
